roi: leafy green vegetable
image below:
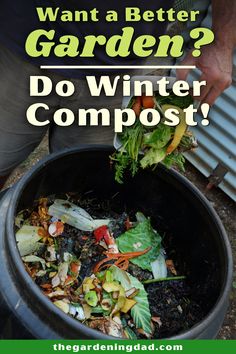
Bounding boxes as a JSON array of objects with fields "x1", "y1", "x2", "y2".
[
  {"x1": 125, "y1": 122, "x2": 144, "y2": 161},
  {"x1": 179, "y1": 133, "x2": 197, "y2": 151},
  {"x1": 140, "y1": 148, "x2": 166, "y2": 169},
  {"x1": 110, "y1": 266, "x2": 152, "y2": 335},
  {"x1": 111, "y1": 153, "x2": 133, "y2": 184},
  {"x1": 136, "y1": 212, "x2": 147, "y2": 223},
  {"x1": 116, "y1": 214, "x2": 162, "y2": 271},
  {"x1": 163, "y1": 152, "x2": 186, "y2": 172},
  {"x1": 143, "y1": 124, "x2": 171, "y2": 149},
  {"x1": 112, "y1": 123, "x2": 145, "y2": 183},
  {"x1": 112, "y1": 91, "x2": 196, "y2": 184},
  {"x1": 155, "y1": 91, "x2": 194, "y2": 109}
]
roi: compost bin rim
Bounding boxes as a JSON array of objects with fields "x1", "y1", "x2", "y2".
[{"x1": 5, "y1": 145, "x2": 233, "y2": 339}]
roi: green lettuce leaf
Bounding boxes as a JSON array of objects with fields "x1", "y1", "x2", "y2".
[
  {"x1": 140, "y1": 147, "x2": 166, "y2": 169},
  {"x1": 143, "y1": 124, "x2": 171, "y2": 149},
  {"x1": 110, "y1": 266, "x2": 152, "y2": 334},
  {"x1": 116, "y1": 216, "x2": 162, "y2": 271}
]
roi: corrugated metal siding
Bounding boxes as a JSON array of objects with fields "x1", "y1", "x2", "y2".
[{"x1": 184, "y1": 7, "x2": 236, "y2": 201}]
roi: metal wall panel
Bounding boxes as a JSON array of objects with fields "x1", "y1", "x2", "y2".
[{"x1": 184, "y1": 8, "x2": 236, "y2": 201}]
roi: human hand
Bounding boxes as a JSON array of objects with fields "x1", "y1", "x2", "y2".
[{"x1": 176, "y1": 42, "x2": 233, "y2": 106}]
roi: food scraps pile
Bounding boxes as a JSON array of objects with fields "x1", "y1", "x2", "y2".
[
  {"x1": 112, "y1": 91, "x2": 197, "y2": 183},
  {"x1": 15, "y1": 196, "x2": 203, "y2": 339}
]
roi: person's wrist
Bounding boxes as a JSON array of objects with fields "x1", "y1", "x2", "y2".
[{"x1": 213, "y1": 26, "x2": 236, "y2": 52}]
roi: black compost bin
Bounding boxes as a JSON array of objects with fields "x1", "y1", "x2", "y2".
[{"x1": 0, "y1": 146, "x2": 233, "y2": 339}]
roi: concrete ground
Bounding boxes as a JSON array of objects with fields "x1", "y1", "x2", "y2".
[{"x1": 5, "y1": 137, "x2": 236, "y2": 339}]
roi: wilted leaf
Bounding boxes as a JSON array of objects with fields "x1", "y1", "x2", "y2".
[
  {"x1": 22, "y1": 255, "x2": 46, "y2": 270},
  {"x1": 48, "y1": 199, "x2": 110, "y2": 231},
  {"x1": 116, "y1": 216, "x2": 161, "y2": 272},
  {"x1": 110, "y1": 266, "x2": 152, "y2": 334},
  {"x1": 16, "y1": 225, "x2": 44, "y2": 256}
]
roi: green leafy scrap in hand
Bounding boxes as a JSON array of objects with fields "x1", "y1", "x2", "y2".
[
  {"x1": 143, "y1": 124, "x2": 172, "y2": 149},
  {"x1": 112, "y1": 91, "x2": 195, "y2": 183},
  {"x1": 155, "y1": 91, "x2": 194, "y2": 109},
  {"x1": 140, "y1": 148, "x2": 166, "y2": 169},
  {"x1": 163, "y1": 152, "x2": 186, "y2": 172}
]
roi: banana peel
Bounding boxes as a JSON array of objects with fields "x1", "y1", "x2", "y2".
[
  {"x1": 83, "y1": 277, "x2": 96, "y2": 293},
  {"x1": 121, "y1": 298, "x2": 137, "y2": 313},
  {"x1": 162, "y1": 104, "x2": 187, "y2": 155}
]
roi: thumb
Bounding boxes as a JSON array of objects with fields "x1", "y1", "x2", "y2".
[{"x1": 176, "y1": 51, "x2": 197, "y2": 81}]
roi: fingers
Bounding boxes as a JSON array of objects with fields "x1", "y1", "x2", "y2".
[
  {"x1": 176, "y1": 47, "x2": 233, "y2": 106},
  {"x1": 176, "y1": 52, "x2": 197, "y2": 81},
  {"x1": 203, "y1": 87, "x2": 224, "y2": 106},
  {"x1": 195, "y1": 73, "x2": 212, "y2": 103},
  {"x1": 203, "y1": 76, "x2": 232, "y2": 105},
  {"x1": 176, "y1": 66, "x2": 191, "y2": 81},
  {"x1": 196, "y1": 71, "x2": 232, "y2": 105}
]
